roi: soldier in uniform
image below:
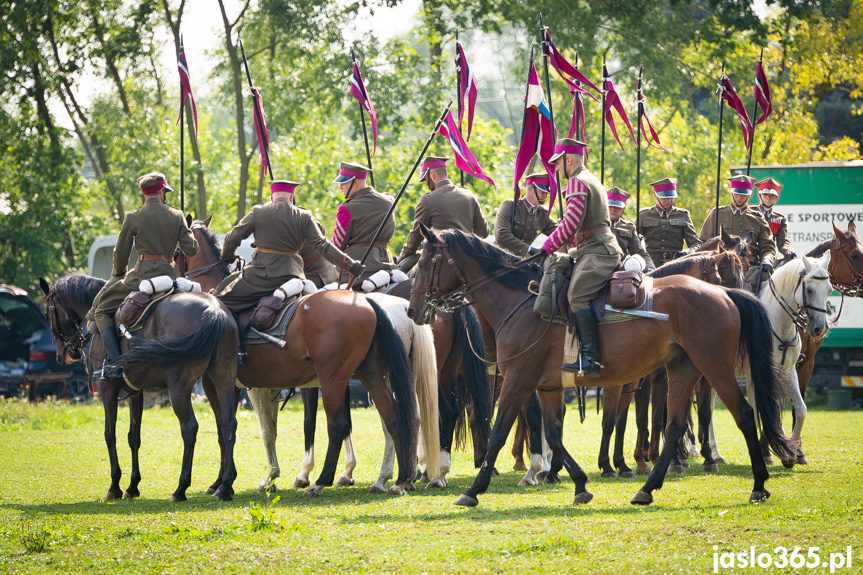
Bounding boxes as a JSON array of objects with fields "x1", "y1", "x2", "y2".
[
  {"x1": 398, "y1": 156, "x2": 489, "y2": 272},
  {"x1": 494, "y1": 172, "x2": 558, "y2": 257},
  {"x1": 699, "y1": 174, "x2": 776, "y2": 280},
  {"x1": 543, "y1": 139, "x2": 622, "y2": 376},
  {"x1": 331, "y1": 162, "x2": 396, "y2": 281},
  {"x1": 756, "y1": 176, "x2": 795, "y2": 259},
  {"x1": 607, "y1": 187, "x2": 655, "y2": 271},
  {"x1": 218, "y1": 180, "x2": 363, "y2": 315},
  {"x1": 92, "y1": 172, "x2": 199, "y2": 380},
  {"x1": 300, "y1": 219, "x2": 340, "y2": 288},
  {"x1": 637, "y1": 178, "x2": 702, "y2": 265}
]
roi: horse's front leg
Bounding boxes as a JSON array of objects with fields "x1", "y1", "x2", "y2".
[
  {"x1": 248, "y1": 387, "x2": 283, "y2": 491},
  {"x1": 786, "y1": 367, "x2": 809, "y2": 465},
  {"x1": 518, "y1": 392, "x2": 545, "y2": 486},
  {"x1": 124, "y1": 391, "x2": 144, "y2": 498},
  {"x1": 370, "y1": 419, "x2": 396, "y2": 494},
  {"x1": 304, "y1": 384, "x2": 351, "y2": 497},
  {"x1": 100, "y1": 379, "x2": 124, "y2": 501}
]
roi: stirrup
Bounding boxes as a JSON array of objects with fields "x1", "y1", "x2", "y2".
[
  {"x1": 237, "y1": 351, "x2": 248, "y2": 366},
  {"x1": 795, "y1": 353, "x2": 805, "y2": 367}
]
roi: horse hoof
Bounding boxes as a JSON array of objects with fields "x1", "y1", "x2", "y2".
[
  {"x1": 216, "y1": 488, "x2": 233, "y2": 502},
  {"x1": 105, "y1": 491, "x2": 122, "y2": 502},
  {"x1": 703, "y1": 463, "x2": 720, "y2": 473},
  {"x1": 688, "y1": 448, "x2": 700, "y2": 459},
  {"x1": 601, "y1": 470, "x2": 618, "y2": 479},
  {"x1": 404, "y1": 481, "x2": 417, "y2": 492},
  {"x1": 573, "y1": 491, "x2": 593, "y2": 505},
  {"x1": 630, "y1": 490, "x2": 653, "y2": 505},
  {"x1": 536, "y1": 471, "x2": 548, "y2": 481},
  {"x1": 618, "y1": 470, "x2": 637, "y2": 479},
  {"x1": 368, "y1": 483, "x2": 387, "y2": 495},
  {"x1": 714, "y1": 457, "x2": 726, "y2": 464},
  {"x1": 387, "y1": 485, "x2": 406, "y2": 496},
  {"x1": 427, "y1": 478, "x2": 448, "y2": 489},
  {"x1": 750, "y1": 489, "x2": 771, "y2": 503},
  {"x1": 635, "y1": 465, "x2": 650, "y2": 476},
  {"x1": 123, "y1": 491, "x2": 137, "y2": 500},
  {"x1": 513, "y1": 462, "x2": 527, "y2": 472},
  {"x1": 491, "y1": 467, "x2": 500, "y2": 477},
  {"x1": 454, "y1": 494, "x2": 479, "y2": 507},
  {"x1": 206, "y1": 487, "x2": 218, "y2": 496},
  {"x1": 169, "y1": 494, "x2": 187, "y2": 503},
  {"x1": 303, "y1": 486, "x2": 323, "y2": 497},
  {"x1": 763, "y1": 455, "x2": 775, "y2": 466},
  {"x1": 668, "y1": 464, "x2": 686, "y2": 474},
  {"x1": 796, "y1": 454, "x2": 809, "y2": 465},
  {"x1": 518, "y1": 478, "x2": 537, "y2": 487},
  {"x1": 781, "y1": 458, "x2": 796, "y2": 469},
  {"x1": 680, "y1": 459, "x2": 691, "y2": 469},
  {"x1": 336, "y1": 476, "x2": 355, "y2": 487},
  {"x1": 294, "y1": 477, "x2": 310, "y2": 489},
  {"x1": 544, "y1": 474, "x2": 561, "y2": 484}
]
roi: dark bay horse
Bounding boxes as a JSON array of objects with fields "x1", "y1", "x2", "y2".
[
  {"x1": 39, "y1": 274, "x2": 239, "y2": 502},
  {"x1": 408, "y1": 226, "x2": 797, "y2": 507},
  {"x1": 179, "y1": 222, "x2": 439, "y2": 497}
]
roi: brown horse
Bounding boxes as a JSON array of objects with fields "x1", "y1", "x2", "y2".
[
  {"x1": 178, "y1": 222, "x2": 440, "y2": 497},
  {"x1": 39, "y1": 273, "x2": 239, "y2": 502},
  {"x1": 407, "y1": 226, "x2": 797, "y2": 507}
]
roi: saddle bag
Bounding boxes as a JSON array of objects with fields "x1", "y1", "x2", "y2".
[
  {"x1": 531, "y1": 253, "x2": 572, "y2": 320},
  {"x1": 116, "y1": 292, "x2": 151, "y2": 326},
  {"x1": 607, "y1": 271, "x2": 643, "y2": 309},
  {"x1": 249, "y1": 296, "x2": 285, "y2": 331}
]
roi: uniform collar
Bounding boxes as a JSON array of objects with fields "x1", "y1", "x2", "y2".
[
  {"x1": 347, "y1": 186, "x2": 373, "y2": 201},
  {"x1": 144, "y1": 196, "x2": 163, "y2": 204},
  {"x1": 272, "y1": 197, "x2": 291, "y2": 203},
  {"x1": 611, "y1": 218, "x2": 620, "y2": 227},
  {"x1": 434, "y1": 179, "x2": 452, "y2": 190},
  {"x1": 654, "y1": 203, "x2": 671, "y2": 217},
  {"x1": 759, "y1": 205, "x2": 772, "y2": 217},
  {"x1": 730, "y1": 202, "x2": 749, "y2": 215},
  {"x1": 523, "y1": 196, "x2": 540, "y2": 213}
]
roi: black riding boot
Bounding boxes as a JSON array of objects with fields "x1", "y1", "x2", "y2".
[
  {"x1": 100, "y1": 326, "x2": 124, "y2": 379},
  {"x1": 562, "y1": 308, "x2": 602, "y2": 377}
]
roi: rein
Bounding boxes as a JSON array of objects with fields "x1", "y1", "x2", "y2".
[
  {"x1": 766, "y1": 270, "x2": 830, "y2": 364},
  {"x1": 45, "y1": 291, "x2": 91, "y2": 359}
]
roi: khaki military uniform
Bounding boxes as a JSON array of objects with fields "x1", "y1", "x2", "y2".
[
  {"x1": 760, "y1": 207, "x2": 792, "y2": 257},
  {"x1": 301, "y1": 220, "x2": 340, "y2": 288},
  {"x1": 399, "y1": 179, "x2": 489, "y2": 268},
  {"x1": 545, "y1": 166, "x2": 622, "y2": 311},
  {"x1": 333, "y1": 186, "x2": 396, "y2": 280},
  {"x1": 494, "y1": 197, "x2": 558, "y2": 256},
  {"x1": 93, "y1": 196, "x2": 198, "y2": 330},
  {"x1": 612, "y1": 218, "x2": 655, "y2": 269},
  {"x1": 218, "y1": 198, "x2": 354, "y2": 313},
  {"x1": 637, "y1": 205, "x2": 701, "y2": 264},
  {"x1": 699, "y1": 205, "x2": 776, "y2": 267}
]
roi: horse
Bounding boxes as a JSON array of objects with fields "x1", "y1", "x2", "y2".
[
  {"x1": 178, "y1": 220, "x2": 441, "y2": 496},
  {"x1": 408, "y1": 225, "x2": 797, "y2": 507},
  {"x1": 39, "y1": 273, "x2": 240, "y2": 502}
]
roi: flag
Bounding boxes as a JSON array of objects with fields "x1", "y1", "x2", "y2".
[
  {"x1": 570, "y1": 84, "x2": 586, "y2": 141},
  {"x1": 438, "y1": 110, "x2": 497, "y2": 187},
  {"x1": 514, "y1": 64, "x2": 558, "y2": 205},
  {"x1": 349, "y1": 61, "x2": 378, "y2": 154},
  {"x1": 753, "y1": 59, "x2": 772, "y2": 125},
  {"x1": 721, "y1": 74, "x2": 753, "y2": 151},
  {"x1": 457, "y1": 43, "x2": 479, "y2": 140},
  {"x1": 251, "y1": 87, "x2": 270, "y2": 178},
  {"x1": 603, "y1": 65, "x2": 636, "y2": 151},
  {"x1": 177, "y1": 45, "x2": 198, "y2": 133},
  {"x1": 543, "y1": 29, "x2": 600, "y2": 96},
  {"x1": 638, "y1": 84, "x2": 668, "y2": 152}
]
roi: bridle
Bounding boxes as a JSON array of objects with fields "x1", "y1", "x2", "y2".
[
  {"x1": 44, "y1": 290, "x2": 91, "y2": 360},
  {"x1": 829, "y1": 235, "x2": 863, "y2": 298},
  {"x1": 767, "y1": 269, "x2": 830, "y2": 364},
  {"x1": 174, "y1": 226, "x2": 239, "y2": 281}
]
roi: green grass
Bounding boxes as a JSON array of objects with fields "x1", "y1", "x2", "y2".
[{"x1": 0, "y1": 397, "x2": 861, "y2": 574}]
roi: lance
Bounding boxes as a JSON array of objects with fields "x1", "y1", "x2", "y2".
[
  {"x1": 352, "y1": 49, "x2": 375, "y2": 187},
  {"x1": 746, "y1": 48, "x2": 764, "y2": 176},
  {"x1": 636, "y1": 65, "x2": 643, "y2": 230},
  {"x1": 540, "y1": 15, "x2": 564, "y2": 219},
  {"x1": 600, "y1": 53, "x2": 607, "y2": 185},
  {"x1": 714, "y1": 64, "x2": 726, "y2": 237},
  {"x1": 180, "y1": 35, "x2": 185, "y2": 212},
  {"x1": 512, "y1": 47, "x2": 535, "y2": 234},
  {"x1": 240, "y1": 39, "x2": 274, "y2": 181},
  {"x1": 354, "y1": 102, "x2": 454, "y2": 271},
  {"x1": 456, "y1": 31, "x2": 465, "y2": 187}
]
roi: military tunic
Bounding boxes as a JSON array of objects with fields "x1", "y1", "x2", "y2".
[
  {"x1": 544, "y1": 166, "x2": 622, "y2": 311},
  {"x1": 399, "y1": 179, "x2": 489, "y2": 268},
  {"x1": 332, "y1": 186, "x2": 396, "y2": 280},
  {"x1": 699, "y1": 204, "x2": 776, "y2": 267},
  {"x1": 636, "y1": 205, "x2": 701, "y2": 264},
  {"x1": 612, "y1": 218, "x2": 655, "y2": 269},
  {"x1": 759, "y1": 207, "x2": 792, "y2": 257},
  {"x1": 218, "y1": 198, "x2": 355, "y2": 313},
  {"x1": 300, "y1": 220, "x2": 340, "y2": 288},
  {"x1": 494, "y1": 197, "x2": 558, "y2": 256},
  {"x1": 93, "y1": 196, "x2": 198, "y2": 330}
]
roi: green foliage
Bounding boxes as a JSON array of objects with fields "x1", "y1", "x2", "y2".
[
  {"x1": 19, "y1": 522, "x2": 54, "y2": 554},
  {"x1": 244, "y1": 480, "x2": 282, "y2": 532}
]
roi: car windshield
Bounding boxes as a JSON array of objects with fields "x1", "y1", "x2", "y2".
[{"x1": 0, "y1": 289, "x2": 48, "y2": 359}]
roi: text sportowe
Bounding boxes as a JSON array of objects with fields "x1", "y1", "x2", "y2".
[{"x1": 713, "y1": 546, "x2": 852, "y2": 573}]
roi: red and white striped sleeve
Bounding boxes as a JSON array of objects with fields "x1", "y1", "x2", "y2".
[
  {"x1": 332, "y1": 205, "x2": 351, "y2": 249},
  {"x1": 544, "y1": 179, "x2": 586, "y2": 253}
]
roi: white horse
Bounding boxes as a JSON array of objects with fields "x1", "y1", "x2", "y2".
[
  {"x1": 751, "y1": 252, "x2": 832, "y2": 466},
  {"x1": 247, "y1": 293, "x2": 443, "y2": 494}
]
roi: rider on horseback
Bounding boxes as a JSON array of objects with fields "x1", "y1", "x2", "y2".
[
  {"x1": 607, "y1": 187, "x2": 655, "y2": 271},
  {"x1": 494, "y1": 172, "x2": 558, "y2": 257},
  {"x1": 544, "y1": 139, "x2": 622, "y2": 376},
  {"x1": 92, "y1": 172, "x2": 199, "y2": 381},
  {"x1": 756, "y1": 177, "x2": 795, "y2": 260},
  {"x1": 637, "y1": 178, "x2": 702, "y2": 264}
]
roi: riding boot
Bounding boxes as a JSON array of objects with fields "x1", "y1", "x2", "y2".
[
  {"x1": 99, "y1": 326, "x2": 124, "y2": 379},
  {"x1": 562, "y1": 308, "x2": 602, "y2": 377}
]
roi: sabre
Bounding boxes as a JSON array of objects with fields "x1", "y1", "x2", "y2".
[{"x1": 240, "y1": 39, "x2": 274, "y2": 181}]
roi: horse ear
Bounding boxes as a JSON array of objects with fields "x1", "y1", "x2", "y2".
[
  {"x1": 833, "y1": 222, "x2": 848, "y2": 243},
  {"x1": 801, "y1": 253, "x2": 813, "y2": 273},
  {"x1": 820, "y1": 250, "x2": 831, "y2": 269},
  {"x1": 720, "y1": 226, "x2": 733, "y2": 247},
  {"x1": 202, "y1": 215, "x2": 213, "y2": 228},
  {"x1": 186, "y1": 214, "x2": 193, "y2": 228},
  {"x1": 419, "y1": 222, "x2": 438, "y2": 243},
  {"x1": 848, "y1": 219, "x2": 857, "y2": 236},
  {"x1": 710, "y1": 252, "x2": 724, "y2": 265},
  {"x1": 39, "y1": 277, "x2": 51, "y2": 296}
]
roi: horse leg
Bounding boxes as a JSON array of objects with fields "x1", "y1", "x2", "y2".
[
  {"x1": 632, "y1": 359, "x2": 702, "y2": 505},
  {"x1": 124, "y1": 391, "x2": 144, "y2": 499},
  {"x1": 370, "y1": 418, "x2": 396, "y2": 494},
  {"x1": 437, "y1": 375, "x2": 458, "y2": 478},
  {"x1": 168, "y1": 378, "x2": 199, "y2": 503},
  {"x1": 542, "y1": 392, "x2": 565, "y2": 483},
  {"x1": 337, "y1": 387, "x2": 358, "y2": 487},
  {"x1": 100, "y1": 379, "x2": 124, "y2": 501},
  {"x1": 304, "y1": 384, "x2": 351, "y2": 498},
  {"x1": 598, "y1": 385, "x2": 623, "y2": 478},
  {"x1": 247, "y1": 387, "x2": 283, "y2": 491},
  {"x1": 209, "y1": 376, "x2": 238, "y2": 502},
  {"x1": 648, "y1": 370, "x2": 667, "y2": 464},
  {"x1": 511, "y1": 412, "x2": 528, "y2": 472},
  {"x1": 201, "y1": 376, "x2": 227, "y2": 495},
  {"x1": 518, "y1": 392, "x2": 544, "y2": 486},
  {"x1": 632, "y1": 377, "x2": 651, "y2": 475},
  {"x1": 695, "y1": 379, "x2": 719, "y2": 473},
  {"x1": 536, "y1": 389, "x2": 592, "y2": 504},
  {"x1": 613, "y1": 382, "x2": 637, "y2": 478},
  {"x1": 787, "y1": 369, "x2": 809, "y2": 465},
  {"x1": 293, "y1": 388, "x2": 318, "y2": 488}
]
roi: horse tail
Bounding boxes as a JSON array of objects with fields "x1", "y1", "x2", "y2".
[
  {"x1": 726, "y1": 289, "x2": 798, "y2": 462},
  {"x1": 367, "y1": 298, "x2": 419, "y2": 475},
  {"x1": 409, "y1": 321, "x2": 442, "y2": 482},
  {"x1": 119, "y1": 304, "x2": 230, "y2": 367},
  {"x1": 452, "y1": 306, "x2": 492, "y2": 451}
]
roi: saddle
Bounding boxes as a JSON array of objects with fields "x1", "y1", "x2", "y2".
[
  {"x1": 116, "y1": 289, "x2": 174, "y2": 331},
  {"x1": 240, "y1": 295, "x2": 309, "y2": 345}
]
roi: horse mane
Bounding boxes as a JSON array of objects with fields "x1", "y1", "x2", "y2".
[
  {"x1": 436, "y1": 230, "x2": 541, "y2": 291},
  {"x1": 52, "y1": 273, "x2": 106, "y2": 309},
  {"x1": 648, "y1": 254, "x2": 714, "y2": 279},
  {"x1": 768, "y1": 256, "x2": 828, "y2": 298},
  {"x1": 193, "y1": 221, "x2": 223, "y2": 261}
]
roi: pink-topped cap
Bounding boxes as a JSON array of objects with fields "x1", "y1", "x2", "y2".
[{"x1": 270, "y1": 180, "x2": 299, "y2": 195}]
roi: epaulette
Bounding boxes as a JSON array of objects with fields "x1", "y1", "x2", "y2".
[{"x1": 772, "y1": 210, "x2": 785, "y2": 218}]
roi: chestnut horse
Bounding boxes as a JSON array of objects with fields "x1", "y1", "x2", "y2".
[
  {"x1": 39, "y1": 273, "x2": 239, "y2": 502},
  {"x1": 408, "y1": 226, "x2": 797, "y2": 507}
]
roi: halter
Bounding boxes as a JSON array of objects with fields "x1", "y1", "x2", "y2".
[
  {"x1": 44, "y1": 290, "x2": 91, "y2": 359},
  {"x1": 767, "y1": 269, "x2": 830, "y2": 363},
  {"x1": 829, "y1": 235, "x2": 863, "y2": 297}
]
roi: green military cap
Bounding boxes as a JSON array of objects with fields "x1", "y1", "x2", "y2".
[
  {"x1": 548, "y1": 138, "x2": 588, "y2": 162},
  {"x1": 650, "y1": 178, "x2": 678, "y2": 198},
  {"x1": 333, "y1": 162, "x2": 372, "y2": 184},
  {"x1": 606, "y1": 187, "x2": 631, "y2": 207},
  {"x1": 137, "y1": 171, "x2": 174, "y2": 195},
  {"x1": 419, "y1": 156, "x2": 449, "y2": 181},
  {"x1": 756, "y1": 176, "x2": 783, "y2": 196},
  {"x1": 728, "y1": 174, "x2": 756, "y2": 195}
]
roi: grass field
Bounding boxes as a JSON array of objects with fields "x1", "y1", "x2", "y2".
[{"x1": 1, "y1": 396, "x2": 861, "y2": 574}]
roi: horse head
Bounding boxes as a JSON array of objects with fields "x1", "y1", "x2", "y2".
[
  {"x1": 407, "y1": 223, "x2": 451, "y2": 325},
  {"x1": 175, "y1": 216, "x2": 225, "y2": 293},
  {"x1": 38, "y1": 276, "x2": 91, "y2": 364},
  {"x1": 798, "y1": 252, "x2": 833, "y2": 338},
  {"x1": 829, "y1": 220, "x2": 863, "y2": 296}
]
